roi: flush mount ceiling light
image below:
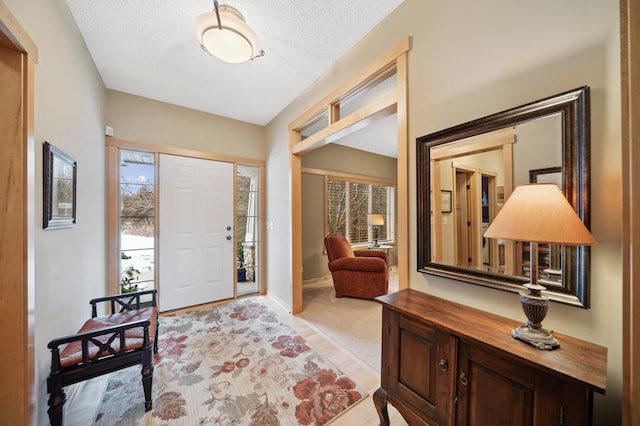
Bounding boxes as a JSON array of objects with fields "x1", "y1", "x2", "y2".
[{"x1": 194, "y1": 0, "x2": 264, "y2": 64}]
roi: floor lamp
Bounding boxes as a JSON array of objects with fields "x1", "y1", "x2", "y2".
[{"x1": 484, "y1": 184, "x2": 595, "y2": 350}]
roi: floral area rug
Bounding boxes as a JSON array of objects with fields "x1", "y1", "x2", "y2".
[{"x1": 93, "y1": 297, "x2": 367, "y2": 425}]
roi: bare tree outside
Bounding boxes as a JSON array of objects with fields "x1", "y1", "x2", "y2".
[
  {"x1": 327, "y1": 178, "x2": 395, "y2": 244},
  {"x1": 121, "y1": 185, "x2": 154, "y2": 237},
  {"x1": 119, "y1": 150, "x2": 155, "y2": 292}
]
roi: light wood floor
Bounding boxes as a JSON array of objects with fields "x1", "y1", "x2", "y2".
[
  {"x1": 285, "y1": 278, "x2": 408, "y2": 425},
  {"x1": 64, "y1": 274, "x2": 407, "y2": 425}
]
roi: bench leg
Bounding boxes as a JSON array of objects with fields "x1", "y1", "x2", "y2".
[
  {"x1": 47, "y1": 386, "x2": 66, "y2": 426},
  {"x1": 141, "y1": 350, "x2": 154, "y2": 411},
  {"x1": 153, "y1": 322, "x2": 159, "y2": 354}
]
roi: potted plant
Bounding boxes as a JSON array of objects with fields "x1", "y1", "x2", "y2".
[
  {"x1": 237, "y1": 244, "x2": 246, "y2": 282},
  {"x1": 120, "y1": 265, "x2": 141, "y2": 293}
]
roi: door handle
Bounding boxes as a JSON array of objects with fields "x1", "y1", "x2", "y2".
[
  {"x1": 459, "y1": 372, "x2": 468, "y2": 386},
  {"x1": 227, "y1": 226, "x2": 232, "y2": 231},
  {"x1": 226, "y1": 235, "x2": 232, "y2": 241},
  {"x1": 438, "y1": 359, "x2": 448, "y2": 371}
]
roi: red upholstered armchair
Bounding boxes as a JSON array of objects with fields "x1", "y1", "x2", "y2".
[{"x1": 324, "y1": 233, "x2": 389, "y2": 299}]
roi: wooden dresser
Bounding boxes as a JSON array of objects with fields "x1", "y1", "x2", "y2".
[{"x1": 374, "y1": 289, "x2": 607, "y2": 426}]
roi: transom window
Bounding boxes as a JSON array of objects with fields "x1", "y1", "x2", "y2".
[{"x1": 327, "y1": 177, "x2": 395, "y2": 245}]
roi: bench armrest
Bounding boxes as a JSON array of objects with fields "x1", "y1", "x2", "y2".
[
  {"x1": 90, "y1": 289, "x2": 158, "y2": 317},
  {"x1": 47, "y1": 319, "x2": 151, "y2": 373}
]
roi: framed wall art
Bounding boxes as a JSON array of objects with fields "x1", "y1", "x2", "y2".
[
  {"x1": 529, "y1": 166, "x2": 562, "y2": 186},
  {"x1": 440, "y1": 190, "x2": 452, "y2": 213},
  {"x1": 43, "y1": 141, "x2": 77, "y2": 229}
]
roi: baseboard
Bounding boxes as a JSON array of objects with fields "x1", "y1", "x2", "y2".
[
  {"x1": 302, "y1": 275, "x2": 332, "y2": 286},
  {"x1": 265, "y1": 292, "x2": 292, "y2": 313}
]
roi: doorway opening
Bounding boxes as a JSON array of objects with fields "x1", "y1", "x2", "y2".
[{"x1": 288, "y1": 38, "x2": 410, "y2": 314}]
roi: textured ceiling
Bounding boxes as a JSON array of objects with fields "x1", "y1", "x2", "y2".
[{"x1": 65, "y1": 0, "x2": 404, "y2": 130}]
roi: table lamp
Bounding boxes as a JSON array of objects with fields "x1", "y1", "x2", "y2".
[
  {"x1": 484, "y1": 183, "x2": 596, "y2": 350},
  {"x1": 368, "y1": 214, "x2": 385, "y2": 247}
]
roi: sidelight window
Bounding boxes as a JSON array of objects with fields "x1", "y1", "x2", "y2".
[
  {"x1": 118, "y1": 149, "x2": 155, "y2": 294},
  {"x1": 236, "y1": 164, "x2": 260, "y2": 296}
]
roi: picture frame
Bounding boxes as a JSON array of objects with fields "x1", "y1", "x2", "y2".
[
  {"x1": 440, "y1": 190, "x2": 452, "y2": 213},
  {"x1": 529, "y1": 166, "x2": 563, "y2": 273},
  {"x1": 529, "y1": 166, "x2": 562, "y2": 186},
  {"x1": 43, "y1": 141, "x2": 77, "y2": 229}
]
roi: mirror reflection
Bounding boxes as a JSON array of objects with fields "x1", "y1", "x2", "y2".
[
  {"x1": 417, "y1": 87, "x2": 590, "y2": 307},
  {"x1": 431, "y1": 114, "x2": 561, "y2": 283}
]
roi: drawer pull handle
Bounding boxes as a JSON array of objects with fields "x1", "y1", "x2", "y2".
[
  {"x1": 438, "y1": 359, "x2": 448, "y2": 371},
  {"x1": 459, "y1": 372, "x2": 468, "y2": 386}
]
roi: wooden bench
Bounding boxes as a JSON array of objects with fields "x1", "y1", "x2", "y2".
[{"x1": 46, "y1": 289, "x2": 159, "y2": 426}]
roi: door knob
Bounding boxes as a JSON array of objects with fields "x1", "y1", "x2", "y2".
[
  {"x1": 226, "y1": 235, "x2": 232, "y2": 241},
  {"x1": 227, "y1": 226, "x2": 232, "y2": 231}
]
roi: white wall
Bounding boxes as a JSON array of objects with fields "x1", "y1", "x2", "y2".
[
  {"x1": 3, "y1": 0, "x2": 107, "y2": 424},
  {"x1": 266, "y1": 0, "x2": 622, "y2": 422}
]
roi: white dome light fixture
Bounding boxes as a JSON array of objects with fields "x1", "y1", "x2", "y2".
[{"x1": 194, "y1": 0, "x2": 264, "y2": 64}]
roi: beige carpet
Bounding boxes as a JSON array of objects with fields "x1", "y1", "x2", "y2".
[{"x1": 299, "y1": 270, "x2": 399, "y2": 373}]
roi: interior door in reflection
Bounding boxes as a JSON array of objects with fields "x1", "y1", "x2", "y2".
[{"x1": 455, "y1": 170, "x2": 473, "y2": 267}]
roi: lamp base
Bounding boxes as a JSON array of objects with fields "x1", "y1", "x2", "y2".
[
  {"x1": 513, "y1": 281, "x2": 560, "y2": 350},
  {"x1": 511, "y1": 325, "x2": 559, "y2": 350}
]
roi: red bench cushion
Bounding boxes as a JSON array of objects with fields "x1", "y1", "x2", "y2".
[{"x1": 59, "y1": 307, "x2": 157, "y2": 368}]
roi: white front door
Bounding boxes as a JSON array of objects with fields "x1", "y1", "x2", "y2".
[{"x1": 159, "y1": 154, "x2": 234, "y2": 311}]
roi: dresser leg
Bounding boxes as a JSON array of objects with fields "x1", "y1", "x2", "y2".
[{"x1": 373, "y1": 387, "x2": 390, "y2": 426}]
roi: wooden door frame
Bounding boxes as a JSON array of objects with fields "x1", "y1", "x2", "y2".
[
  {"x1": 289, "y1": 38, "x2": 410, "y2": 314},
  {"x1": 620, "y1": 1, "x2": 639, "y2": 424},
  {"x1": 452, "y1": 165, "x2": 479, "y2": 268},
  {"x1": 106, "y1": 139, "x2": 267, "y2": 303},
  {"x1": 0, "y1": 1, "x2": 38, "y2": 424}
]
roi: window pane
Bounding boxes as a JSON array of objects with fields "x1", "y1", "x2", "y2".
[
  {"x1": 120, "y1": 218, "x2": 154, "y2": 293},
  {"x1": 327, "y1": 177, "x2": 395, "y2": 245},
  {"x1": 372, "y1": 185, "x2": 388, "y2": 240},
  {"x1": 339, "y1": 73, "x2": 397, "y2": 118},
  {"x1": 349, "y1": 182, "x2": 369, "y2": 243},
  {"x1": 119, "y1": 149, "x2": 155, "y2": 293},
  {"x1": 300, "y1": 110, "x2": 329, "y2": 140},
  {"x1": 237, "y1": 164, "x2": 259, "y2": 295},
  {"x1": 328, "y1": 180, "x2": 347, "y2": 235}
]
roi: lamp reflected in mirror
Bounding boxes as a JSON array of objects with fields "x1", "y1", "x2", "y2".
[{"x1": 484, "y1": 184, "x2": 596, "y2": 349}]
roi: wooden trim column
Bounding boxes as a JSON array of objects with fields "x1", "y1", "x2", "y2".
[
  {"x1": 0, "y1": 1, "x2": 38, "y2": 423},
  {"x1": 289, "y1": 38, "x2": 411, "y2": 314},
  {"x1": 620, "y1": 1, "x2": 640, "y2": 424},
  {"x1": 395, "y1": 49, "x2": 409, "y2": 293}
]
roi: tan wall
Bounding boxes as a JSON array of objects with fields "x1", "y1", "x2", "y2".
[
  {"x1": 301, "y1": 143, "x2": 397, "y2": 280},
  {"x1": 4, "y1": 3, "x2": 267, "y2": 424},
  {"x1": 3, "y1": 0, "x2": 623, "y2": 423},
  {"x1": 106, "y1": 90, "x2": 267, "y2": 159},
  {"x1": 301, "y1": 173, "x2": 327, "y2": 280},
  {"x1": 266, "y1": 0, "x2": 622, "y2": 422}
]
